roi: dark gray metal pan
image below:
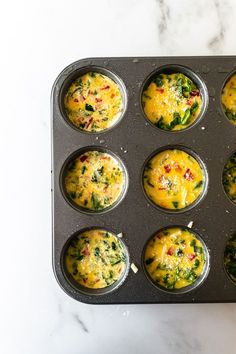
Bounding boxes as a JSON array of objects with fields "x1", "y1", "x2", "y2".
[{"x1": 51, "y1": 56, "x2": 236, "y2": 304}]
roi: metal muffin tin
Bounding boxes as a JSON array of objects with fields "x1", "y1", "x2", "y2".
[{"x1": 52, "y1": 56, "x2": 236, "y2": 304}]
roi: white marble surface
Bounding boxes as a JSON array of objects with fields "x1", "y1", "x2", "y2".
[{"x1": 1, "y1": 0, "x2": 236, "y2": 353}]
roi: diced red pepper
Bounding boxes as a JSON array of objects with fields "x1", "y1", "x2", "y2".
[
  {"x1": 190, "y1": 90, "x2": 200, "y2": 97},
  {"x1": 186, "y1": 99, "x2": 192, "y2": 105},
  {"x1": 101, "y1": 85, "x2": 110, "y2": 90},
  {"x1": 184, "y1": 168, "x2": 194, "y2": 181},
  {"x1": 83, "y1": 278, "x2": 88, "y2": 283},
  {"x1": 110, "y1": 93, "x2": 115, "y2": 98},
  {"x1": 187, "y1": 254, "x2": 196, "y2": 261},
  {"x1": 85, "y1": 117, "x2": 93, "y2": 128},
  {"x1": 156, "y1": 88, "x2": 164, "y2": 93},
  {"x1": 74, "y1": 98, "x2": 79, "y2": 102},
  {"x1": 164, "y1": 164, "x2": 171, "y2": 173},
  {"x1": 95, "y1": 97, "x2": 103, "y2": 103},
  {"x1": 82, "y1": 246, "x2": 90, "y2": 256},
  {"x1": 80, "y1": 155, "x2": 88, "y2": 163},
  {"x1": 174, "y1": 162, "x2": 182, "y2": 172},
  {"x1": 167, "y1": 247, "x2": 174, "y2": 256}
]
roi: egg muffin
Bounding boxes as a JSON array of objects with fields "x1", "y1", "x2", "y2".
[
  {"x1": 221, "y1": 73, "x2": 236, "y2": 125},
  {"x1": 64, "y1": 72, "x2": 123, "y2": 132},
  {"x1": 65, "y1": 229, "x2": 127, "y2": 289},
  {"x1": 224, "y1": 233, "x2": 236, "y2": 283},
  {"x1": 143, "y1": 149, "x2": 205, "y2": 210},
  {"x1": 144, "y1": 227, "x2": 207, "y2": 290},
  {"x1": 142, "y1": 73, "x2": 202, "y2": 131},
  {"x1": 64, "y1": 150, "x2": 125, "y2": 211},
  {"x1": 222, "y1": 151, "x2": 236, "y2": 204}
]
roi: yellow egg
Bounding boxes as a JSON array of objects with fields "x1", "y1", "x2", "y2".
[
  {"x1": 144, "y1": 227, "x2": 206, "y2": 290},
  {"x1": 221, "y1": 73, "x2": 236, "y2": 125},
  {"x1": 142, "y1": 73, "x2": 202, "y2": 131},
  {"x1": 222, "y1": 152, "x2": 236, "y2": 204},
  {"x1": 224, "y1": 234, "x2": 236, "y2": 283},
  {"x1": 143, "y1": 149, "x2": 205, "y2": 210},
  {"x1": 65, "y1": 229, "x2": 127, "y2": 289},
  {"x1": 64, "y1": 150, "x2": 125, "y2": 211},
  {"x1": 64, "y1": 72, "x2": 123, "y2": 132}
]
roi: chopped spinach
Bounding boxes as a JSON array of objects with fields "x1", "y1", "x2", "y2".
[
  {"x1": 111, "y1": 242, "x2": 117, "y2": 250},
  {"x1": 111, "y1": 259, "x2": 121, "y2": 266},
  {"x1": 172, "y1": 201, "x2": 179, "y2": 209},
  {"x1": 156, "y1": 116, "x2": 170, "y2": 131},
  {"x1": 91, "y1": 173, "x2": 98, "y2": 183},
  {"x1": 85, "y1": 103, "x2": 94, "y2": 112},
  {"x1": 94, "y1": 247, "x2": 100, "y2": 256},
  {"x1": 181, "y1": 108, "x2": 191, "y2": 125},
  {"x1": 194, "y1": 180, "x2": 203, "y2": 189},
  {"x1": 68, "y1": 160, "x2": 76, "y2": 171},
  {"x1": 190, "y1": 239, "x2": 196, "y2": 247},
  {"x1": 145, "y1": 257, "x2": 154, "y2": 265},
  {"x1": 97, "y1": 166, "x2": 104, "y2": 176},
  {"x1": 153, "y1": 75, "x2": 163, "y2": 87},
  {"x1": 176, "y1": 249, "x2": 183, "y2": 257},
  {"x1": 69, "y1": 191, "x2": 76, "y2": 199},
  {"x1": 81, "y1": 166, "x2": 87, "y2": 174},
  {"x1": 190, "y1": 101, "x2": 199, "y2": 114},
  {"x1": 194, "y1": 246, "x2": 203, "y2": 255},
  {"x1": 170, "y1": 112, "x2": 181, "y2": 128},
  {"x1": 91, "y1": 193, "x2": 102, "y2": 210},
  {"x1": 147, "y1": 179, "x2": 155, "y2": 187},
  {"x1": 193, "y1": 259, "x2": 200, "y2": 269}
]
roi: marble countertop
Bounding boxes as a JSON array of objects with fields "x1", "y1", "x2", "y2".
[{"x1": 1, "y1": 0, "x2": 236, "y2": 353}]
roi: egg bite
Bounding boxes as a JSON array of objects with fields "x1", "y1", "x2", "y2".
[
  {"x1": 143, "y1": 149, "x2": 205, "y2": 210},
  {"x1": 144, "y1": 227, "x2": 207, "y2": 290},
  {"x1": 65, "y1": 229, "x2": 127, "y2": 289},
  {"x1": 64, "y1": 150, "x2": 126, "y2": 211},
  {"x1": 64, "y1": 72, "x2": 124, "y2": 132},
  {"x1": 142, "y1": 72, "x2": 202, "y2": 131}
]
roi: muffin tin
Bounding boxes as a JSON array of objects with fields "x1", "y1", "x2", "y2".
[{"x1": 51, "y1": 56, "x2": 236, "y2": 304}]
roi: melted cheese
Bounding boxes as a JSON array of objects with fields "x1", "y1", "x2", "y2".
[
  {"x1": 144, "y1": 227, "x2": 206, "y2": 290},
  {"x1": 65, "y1": 229, "x2": 127, "y2": 289},
  {"x1": 223, "y1": 152, "x2": 236, "y2": 204},
  {"x1": 221, "y1": 74, "x2": 236, "y2": 125},
  {"x1": 65, "y1": 151, "x2": 125, "y2": 211},
  {"x1": 64, "y1": 72, "x2": 123, "y2": 132},
  {"x1": 143, "y1": 149, "x2": 205, "y2": 210},
  {"x1": 142, "y1": 73, "x2": 202, "y2": 131}
]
